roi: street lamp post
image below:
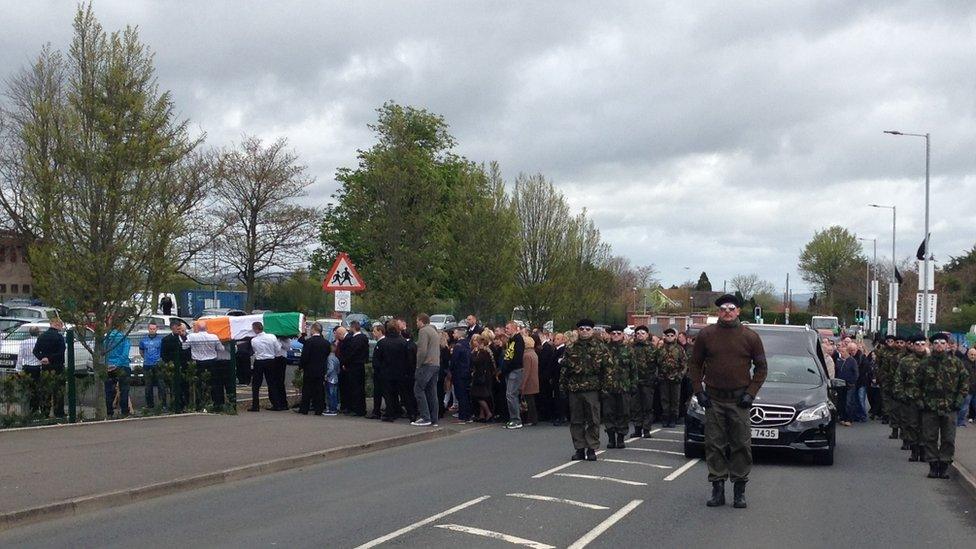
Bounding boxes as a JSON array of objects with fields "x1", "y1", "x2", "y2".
[
  {"x1": 884, "y1": 130, "x2": 931, "y2": 335},
  {"x1": 858, "y1": 237, "x2": 877, "y2": 332},
  {"x1": 869, "y1": 203, "x2": 896, "y2": 335}
]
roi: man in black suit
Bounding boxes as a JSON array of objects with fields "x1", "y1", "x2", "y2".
[
  {"x1": 297, "y1": 323, "x2": 329, "y2": 415},
  {"x1": 341, "y1": 321, "x2": 370, "y2": 416},
  {"x1": 551, "y1": 332, "x2": 569, "y2": 425},
  {"x1": 375, "y1": 321, "x2": 409, "y2": 421},
  {"x1": 537, "y1": 332, "x2": 557, "y2": 421}
]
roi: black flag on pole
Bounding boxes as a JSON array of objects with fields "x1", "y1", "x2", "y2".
[
  {"x1": 916, "y1": 234, "x2": 930, "y2": 261},
  {"x1": 894, "y1": 267, "x2": 903, "y2": 284}
]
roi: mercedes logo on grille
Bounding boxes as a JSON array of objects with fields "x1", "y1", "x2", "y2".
[{"x1": 749, "y1": 407, "x2": 765, "y2": 424}]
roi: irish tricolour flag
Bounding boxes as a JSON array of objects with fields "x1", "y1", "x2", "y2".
[{"x1": 203, "y1": 312, "x2": 305, "y2": 341}]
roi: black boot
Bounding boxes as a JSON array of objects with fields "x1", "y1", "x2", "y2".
[
  {"x1": 732, "y1": 481, "x2": 747, "y2": 508},
  {"x1": 706, "y1": 481, "x2": 725, "y2": 507},
  {"x1": 888, "y1": 427, "x2": 899, "y2": 439},
  {"x1": 909, "y1": 445, "x2": 920, "y2": 462},
  {"x1": 642, "y1": 428, "x2": 654, "y2": 439},
  {"x1": 632, "y1": 426, "x2": 643, "y2": 438},
  {"x1": 900, "y1": 440, "x2": 911, "y2": 450},
  {"x1": 606, "y1": 431, "x2": 618, "y2": 449},
  {"x1": 927, "y1": 461, "x2": 939, "y2": 478},
  {"x1": 617, "y1": 432, "x2": 627, "y2": 449},
  {"x1": 571, "y1": 448, "x2": 586, "y2": 461},
  {"x1": 939, "y1": 461, "x2": 951, "y2": 479},
  {"x1": 585, "y1": 448, "x2": 597, "y2": 461}
]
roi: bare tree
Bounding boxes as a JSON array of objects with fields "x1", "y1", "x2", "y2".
[
  {"x1": 213, "y1": 136, "x2": 319, "y2": 312},
  {"x1": 634, "y1": 264, "x2": 659, "y2": 289},
  {"x1": 729, "y1": 273, "x2": 776, "y2": 298}
]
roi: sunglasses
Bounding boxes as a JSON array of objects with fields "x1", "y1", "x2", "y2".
[
  {"x1": 578, "y1": 327, "x2": 593, "y2": 332},
  {"x1": 611, "y1": 331, "x2": 623, "y2": 335},
  {"x1": 719, "y1": 305, "x2": 738, "y2": 311}
]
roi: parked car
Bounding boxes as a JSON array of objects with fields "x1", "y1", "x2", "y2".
[
  {"x1": 0, "y1": 322, "x2": 94, "y2": 372},
  {"x1": 343, "y1": 313, "x2": 372, "y2": 330},
  {"x1": 684, "y1": 324, "x2": 840, "y2": 465},
  {"x1": 133, "y1": 315, "x2": 191, "y2": 331},
  {"x1": 429, "y1": 314, "x2": 456, "y2": 331},
  {"x1": 197, "y1": 308, "x2": 246, "y2": 318},
  {"x1": 314, "y1": 318, "x2": 344, "y2": 343},
  {"x1": 7, "y1": 306, "x2": 60, "y2": 322},
  {"x1": 0, "y1": 317, "x2": 28, "y2": 335}
]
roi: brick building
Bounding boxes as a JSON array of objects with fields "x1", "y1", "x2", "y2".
[{"x1": 0, "y1": 231, "x2": 34, "y2": 301}]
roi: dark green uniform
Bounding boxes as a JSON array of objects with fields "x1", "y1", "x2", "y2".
[
  {"x1": 603, "y1": 341, "x2": 635, "y2": 437},
  {"x1": 561, "y1": 337, "x2": 610, "y2": 450},
  {"x1": 657, "y1": 342, "x2": 687, "y2": 423},
  {"x1": 917, "y1": 352, "x2": 969, "y2": 466},
  {"x1": 631, "y1": 340, "x2": 658, "y2": 432},
  {"x1": 874, "y1": 344, "x2": 898, "y2": 430},
  {"x1": 892, "y1": 351, "x2": 924, "y2": 446}
]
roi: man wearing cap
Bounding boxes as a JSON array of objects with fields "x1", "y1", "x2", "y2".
[
  {"x1": 657, "y1": 328, "x2": 687, "y2": 429},
  {"x1": 603, "y1": 324, "x2": 634, "y2": 449},
  {"x1": 561, "y1": 319, "x2": 611, "y2": 461},
  {"x1": 630, "y1": 326, "x2": 657, "y2": 438},
  {"x1": 892, "y1": 335, "x2": 927, "y2": 460},
  {"x1": 688, "y1": 294, "x2": 767, "y2": 509},
  {"x1": 917, "y1": 333, "x2": 969, "y2": 478}
]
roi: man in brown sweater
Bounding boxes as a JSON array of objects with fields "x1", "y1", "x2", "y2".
[{"x1": 688, "y1": 294, "x2": 767, "y2": 509}]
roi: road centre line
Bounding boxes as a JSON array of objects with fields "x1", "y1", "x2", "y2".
[
  {"x1": 435, "y1": 524, "x2": 555, "y2": 549},
  {"x1": 554, "y1": 473, "x2": 647, "y2": 486},
  {"x1": 623, "y1": 447, "x2": 684, "y2": 456},
  {"x1": 532, "y1": 450, "x2": 606, "y2": 478},
  {"x1": 600, "y1": 458, "x2": 673, "y2": 469},
  {"x1": 567, "y1": 499, "x2": 644, "y2": 549},
  {"x1": 663, "y1": 458, "x2": 700, "y2": 481},
  {"x1": 353, "y1": 495, "x2": 491, "y2": 548},
  {"x1": 506, "y1": 493, "x2": 610, "y2": 510}
]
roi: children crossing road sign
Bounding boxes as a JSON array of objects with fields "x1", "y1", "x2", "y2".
[{"x1": 322, "y1": 252, "x2": 366, "y2": 292}]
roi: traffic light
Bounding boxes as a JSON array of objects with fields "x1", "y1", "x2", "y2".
[
  {"x1": 854, "y1": 308, "x2": 866, "y2": 326},
  {"x1": 754, "y1": 306, "x2": 762, "y2": 320}
]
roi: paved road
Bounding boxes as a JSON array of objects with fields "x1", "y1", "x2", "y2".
[{"x1": 1, "y1": 420, "x2": 973, "y2": 548}]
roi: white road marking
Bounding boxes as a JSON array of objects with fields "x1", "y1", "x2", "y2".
[
  {"x1": 567, "y1": 499, "x2": 644, "y2": 549},
  {"x1": 623, "y1": 447, "x2": 684, "y2": 456},
  {"x1": 532, "y1": 450, "x2": 606, "y2": 478},
  {"x1": 659, "y1": 429, "x2": 684, "y2": 435},
  {"x1": 663, "y1": 458, "x2": 700, "y2": 481},
  {"x1": 600, "y1": 458, "x2": 673, "y2": 469},
  {"x1": 634, "y1": 438, "x2": 681, "y2": 444},
  {"x1": 554, "y1": 473, "x2": 647, "y2": 486},
  {"x1": 435, "y1": 524, "x2": 555, "y2": 549},
  {"x1": 353, "y1": 496, "x2": 490, "y2": 548},
  {"x1": 506, "y1": 493, "x2": 610, "y2": 510}
]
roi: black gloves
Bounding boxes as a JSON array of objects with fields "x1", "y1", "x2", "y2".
[
  {"x1": 695, "y1": 391, "x2": 712, "y2": 409},
  {"x1": 737, "y1": 392, "x2": 754, "y2": 409}
]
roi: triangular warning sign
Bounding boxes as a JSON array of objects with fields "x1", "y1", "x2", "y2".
[{"x1": 323, "y1": 252, "x2": 366, "y2": 292}]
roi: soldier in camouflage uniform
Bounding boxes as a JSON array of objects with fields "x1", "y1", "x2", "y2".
[
  {"x1": 657, "y1": 328, "x2": 687, "y2": 428},
  {"x1": 917, "y1": 333, "x2": 970, "y2": 479},
  {"x1": 892, "y1": 335, "x2": 927, "y2": 461},
  {"x1": 874, "y1": 335, "x2": 898, "y2": 437},
  {"x1": 603, "y1": 325, "x2": 635, "y2": 449},
  {"x1": 561, "y1": 318, "x2": 610, "y2": 461},
  {"x1": 630, "y1": 326, "x2": 657, "y2": 438}
]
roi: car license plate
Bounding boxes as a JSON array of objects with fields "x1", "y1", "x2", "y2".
[
  {"x1": 0, "y1": 359, "x2": 14, "y2": 366},
  {"x1": 751, "y1": 428, "x2": 779, "y2": 440}
]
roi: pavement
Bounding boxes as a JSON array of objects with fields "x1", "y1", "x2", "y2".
[
  {"x1": 952, "y1": 421, "x2": 976, "y2": 500},
  {"x1": 0, "y1": 419, "x2": 973, "y2": 548},
  {"x1": 0, "y1": 411, "x2": 472, "y2": 530}
]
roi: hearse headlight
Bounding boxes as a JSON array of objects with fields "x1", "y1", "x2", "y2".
[{"x1": 796, "y1": 402, "x2": 830, "y2": 422}]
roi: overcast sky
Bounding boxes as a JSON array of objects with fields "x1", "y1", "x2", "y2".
[{"x1": 3, "y1": 1, "x2": 974, "y2": 295}]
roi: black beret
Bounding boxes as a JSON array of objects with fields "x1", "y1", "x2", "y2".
[
  {"x1": 894, "y1": 336, "x2": 905, "y2": 342},
  {"x1": 576, "y1": 318, "x2": 595, "y2": 328},
  {"x1": 634, "y1": 325, "x2": 649, "y2": 333},
  {"x1": 908, "y1": 334, "x2": 925, "y2": 343},
  {"x1": 715, "y1": 294, "x2": 740, "y2": 307},
  {"x1": 883, "y1": 334, "x2": 895, "y2": 341},
  {"x1": 929, "y1": 333, "x2": 950, "y2": 343},
  {"x1": 608, "y1": 324, "x2": 625, "y2": 332},
  {"x1": 663, "y1": 328, "x2": 677, "y2": 335}
]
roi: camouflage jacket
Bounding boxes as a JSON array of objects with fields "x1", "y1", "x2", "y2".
[
  {"x1": 656, "y1": 342, "x2": 687, "y2": 382},
  {"x1": 603, "y1": 341, "x2": 635, "y2": 394},
  {"x1": 891, "y1": 352, "x2": 924, "y2": 403},
  {"x1": 916, "y1": 352, "x2": 970, "y2": 414},
  {"x1": 631, "y1": 341, "x2": 657, "y2": 385},
  {"x1": 874, "y1": 346, "x2": 892, "y2": 386},
  {"x1": 559, "y1": 337, "x2": 609, "y2": 393}
]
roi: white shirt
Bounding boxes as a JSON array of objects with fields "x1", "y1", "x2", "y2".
[
  {"x1": 16, "y1": 338, "x2": 41, "y2": 371},
  {"x1": 182, "y1": 331, "x2": 222, "y2": 361},
  {"x1": 251, "y1": 332, "x2": 280, "y2": 361}
]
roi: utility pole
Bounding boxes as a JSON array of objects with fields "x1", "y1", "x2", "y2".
[{"x1": 784, "y1": 273, "x2": 790, "y2": 325}]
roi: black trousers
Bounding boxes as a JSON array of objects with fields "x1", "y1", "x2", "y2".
[
  {"x1": 252, "y1": 358, "x2": 275, "y2": 408},
  {"x1": 398, "y1": 375, "x2": 417, "y2": 420},
  {"x1": 198, "y1": 360, "x2": 224, "y2": 408},
  {"x1": 300, "y1": 376, "x2": 325, "y2": 414},
  {"x1": 371, "y1": 375, "x2": 385, "y2": 417},
  {"x1": 344, "y1": 362, "x2": 367, "y2": 415},
  {"x1": 538, "y1": 376, "x2": 555, "y2": 421},
  {"x1": 236, "y1": 355, "x2": 251, "y2": 385},
  {"x1": 271, "y1": 357, "x2": 288, "y2": 409},
  {"x1": 382, "y1": 377, "x2": 401, "y2": 420}
]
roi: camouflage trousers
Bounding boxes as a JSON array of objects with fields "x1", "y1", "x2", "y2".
[
  {"x1": 601, "y1": 392, "x2": 631, "y2": 434},
  {"x1": 899, "y1": 401, "x2": 921, "y2": 443},
  {"x1": 568, "y1": 391, "x2": 601, "y2": 450},
  {"x1": 920, "y1": 411, "x2": 957, "y2": 463},
  {"x1": 882, "y1": 388, "x2": 898, "y2": 426},
  {"x1": 659, "y1": 379, "x2": 682, "y2": 419},
  {"x1": 704, "y1": 400, "x2": 752, "y2": 483},
  {"x1": 632, "y1": 383, "x2": 656, "y2": 430}
]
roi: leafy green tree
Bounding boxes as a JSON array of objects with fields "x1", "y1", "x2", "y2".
[
  {"x1": 695, "y1": 272, "x2": 712, "y2": 291},
  {"x1": 0, "y1": 5, "x2": 202, "y2": 419},
  {"x1": 798, "y1": 226, "x2": 864, "y2": 311}
]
